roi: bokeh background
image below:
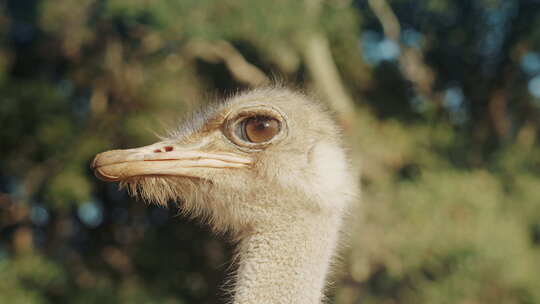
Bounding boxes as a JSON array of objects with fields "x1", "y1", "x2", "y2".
[{"x1": 1, "y1": 0, "x2": 540, "y2": 303}]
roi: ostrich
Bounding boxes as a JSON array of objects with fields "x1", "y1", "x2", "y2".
[{"x1": 91, "y1": 87, "x2": 356, "y2": 304}]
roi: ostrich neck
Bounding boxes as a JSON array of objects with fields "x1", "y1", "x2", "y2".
[{"x1": 232, "y1": 212, "x2": 342, "y2": 304}]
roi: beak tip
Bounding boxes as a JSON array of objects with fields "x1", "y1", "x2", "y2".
[
  {"x1": 93, "y1": 166, "x2": 120, "y2": 182},
  {"x1": 91, "y1": 152, "x2": 106, "y2": 170},
  {"x1": 91, "y1": 153, "x2": 119, "y2": 182},
  {"x1": 90, "y1": 155, "x2": 99, "y2": 170}
]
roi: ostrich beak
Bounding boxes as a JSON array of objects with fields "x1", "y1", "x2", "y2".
[{"x1": 91, "y1": 142, "x2": 251, "y2": 182}]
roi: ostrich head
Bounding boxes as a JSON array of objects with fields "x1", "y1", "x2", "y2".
[
  {"x1": 92, "y1": 88, "x2": 354, "y2": 236},
  {"x1": 92, "y1": 87, "x2": 356, "y2": 303}
]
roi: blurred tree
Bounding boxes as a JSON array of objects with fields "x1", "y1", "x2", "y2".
[{"x1": 0, "y1": 0, "x2": 539, "y2": 303}]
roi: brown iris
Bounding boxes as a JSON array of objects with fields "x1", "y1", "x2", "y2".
[{"x1": 243, "y1": 116, "x2": 280, "y2": 143}]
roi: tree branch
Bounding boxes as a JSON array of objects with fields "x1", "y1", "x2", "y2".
[
  {"x1": 368, "y1": 0, "x2": 437, "y2": 102},
  {"x1": 303, "y1": 32, "x2": 356, "y2": 129},
  {"x1": 185, "y1": 39, "x2": 270, "y2": 87}
]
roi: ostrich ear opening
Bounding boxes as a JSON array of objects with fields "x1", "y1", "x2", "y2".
[
  {"x1": 91, "y1": 141, "x2": 252, "y2": 182},
  {"x1": 307, "y1": 141, "x2": 351, "y2": 206}
]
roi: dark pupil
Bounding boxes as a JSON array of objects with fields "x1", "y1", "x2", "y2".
[
  {"x1": 244, "y1": 116, "x2": 279, "y2": 143},
  {"x1": 254, "y1": 120, "x2": 270, "y2": 130}
]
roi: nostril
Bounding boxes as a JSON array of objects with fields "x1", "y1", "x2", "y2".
[
  {"x1": 164, "y1": 146, "x2": 173, "y2": 152},
  {"x1": 154, "y1": 149, "x2": 162, "y2": 153}
]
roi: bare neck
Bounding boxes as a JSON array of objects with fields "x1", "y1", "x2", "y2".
[{"x1": 232, "y1": 213, "x2": 342, "y2": 304}]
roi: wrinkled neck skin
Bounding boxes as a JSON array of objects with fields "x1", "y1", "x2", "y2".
[{"x1": 232, "y1": 201, "x2": 343, "y2": 304}]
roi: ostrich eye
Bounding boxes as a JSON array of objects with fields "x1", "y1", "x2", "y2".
[
  {"x1": 225, "y1": 108, "x2": 286, "y2": 149},
  {"x1": 242, "y1": 116, "x2": 280, "y2": 143}
]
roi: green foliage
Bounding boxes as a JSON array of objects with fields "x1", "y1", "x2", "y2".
[
  {"x1": 1, "y1": 0, "x2": 539, "y2": 303},
  {"x1": 0, "y1": 254, "x2": 66, "y2": 304},
  {"x1": 46, "y1": 170, "x2": 91, "y2": 208},
  {"x1": 341, "y1": 114, "x2": 540, "y2": 304}
]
